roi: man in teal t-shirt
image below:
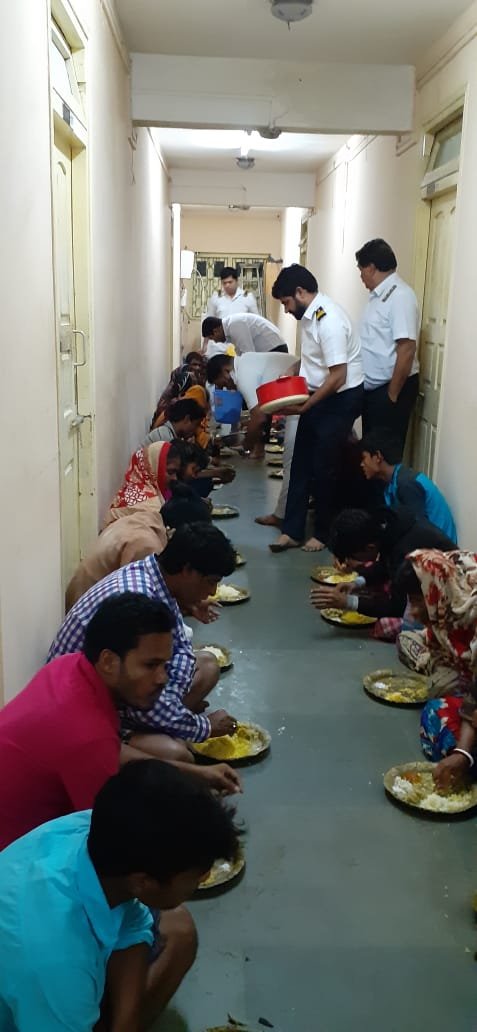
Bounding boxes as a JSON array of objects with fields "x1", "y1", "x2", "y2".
[{"x1": 360, "y1": 430, "x2": 457, "y2": 543}]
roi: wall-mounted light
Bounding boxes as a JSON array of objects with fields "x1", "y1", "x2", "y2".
[{"x1": 180, "y1": 248, "x2": 195, "y2": 279}]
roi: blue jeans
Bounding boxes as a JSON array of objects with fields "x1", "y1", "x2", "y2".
[{"x1": 282, "y1": 384, "x2": 364, "y2": 543}]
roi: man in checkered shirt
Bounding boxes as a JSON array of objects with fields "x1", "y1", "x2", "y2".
[{"x1": 48, "y1": 523, "x2": 237, "y2": 746}]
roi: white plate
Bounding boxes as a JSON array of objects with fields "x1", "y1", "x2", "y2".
[{"x1": 260, "y1": 393, "x2": 309, "y2": 414}]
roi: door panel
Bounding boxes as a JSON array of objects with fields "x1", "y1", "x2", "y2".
[
  {"x1": 53, "y1": 137, "x2": 81, "y2": 586},
  {"x1": 413, "y1": 191, "x2": 456, "y2": 475}
]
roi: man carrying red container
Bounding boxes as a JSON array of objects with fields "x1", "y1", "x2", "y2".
[{"x1": 269, "y1": 264, "x2": 364, "y2": 554}]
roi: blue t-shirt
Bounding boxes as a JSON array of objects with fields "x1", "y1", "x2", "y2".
[
  {"x1": 0, "y1": 811, "x2": 153, "y2": 1031},
  {"x1": 383, "y1": 464, "x2": 457, "y2": 543}
]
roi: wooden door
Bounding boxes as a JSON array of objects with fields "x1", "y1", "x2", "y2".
[
  {"x1": 52, "y1": 136, "x2": 82, "y2": 586},
  {"x1": 413, "y1": 189, "x2": 457, "y2": 475}
]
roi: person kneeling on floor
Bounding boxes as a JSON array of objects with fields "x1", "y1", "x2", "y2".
[
  {"x1": 310, "y1": 507, "x2": 456, "y2": 622},
  {"x1": 48, "y1": 524, "x2": 240, "y2": 763},
  {"x1": 0, "y1": 593, "x2": 241, "y2": 852},
  {"x1": 0, "y1": 759, "x2": 240, "y2": 1031}
]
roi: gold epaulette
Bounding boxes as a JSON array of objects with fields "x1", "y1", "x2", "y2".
[{"x1": 315, "y1": 306, "x2": 326, "y2": 320}]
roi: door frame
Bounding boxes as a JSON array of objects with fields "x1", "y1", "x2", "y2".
[
  {"x1": 410, "y1": 92, "x2": 465, "y2": 471},
  {"x1": 49, "y1": 0, "x2": 97, "y2": 572}
]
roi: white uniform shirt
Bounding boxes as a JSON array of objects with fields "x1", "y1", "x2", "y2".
[
  {"x1": 222, "y1": 313, "x2": 286, "y2": 355},
  {"x1": 358, "y1": 272, "x2": 420, "y2": 390},
  {"x1": 300, "y1": 293, "x2": 363, "y2": 393},
  {"x1": 206, "y1": 286, "x2": 258, "y2": 319}
]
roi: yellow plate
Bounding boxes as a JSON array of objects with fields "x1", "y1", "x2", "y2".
[
  {"x1": 234, "y1": 552, "x2": 246, "y2": 567},
  {"x1": 384, "y1": 761, "x2": 477, "y2": 815},
  {"x1": 197, "y1": 850, "x2": 245, "y2": 891},
  {"x1": 264, "y1": 443, "x2": 284, "y2": 454},
  {"x1": 212, "y1": 505, "x2": 240, "y2": 518},
  {"x1": 310, "y1": 566, "x2": 357, "y2": 585},
  {"x1": 320, "y1": 608, "x2": 376, "y2": 627},
  {"x1": 194, "y1": 644, "x2": 233, "y2": 671},
  {"x1": 192, "y1": 721, "x2": 271, "y2": 762},
  {"x1": 364, "y1": 669, "x2": 429, "y2": 706},
  {"x1": 209, "y1": 584, "x2": 250, "y2": 605}
]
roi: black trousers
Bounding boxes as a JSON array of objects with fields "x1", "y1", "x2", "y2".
[
  {"x1": 362, "y1": 374, "x2": 419, "y2": 456},
  {"x1": 283, "y1": 384, "x2": 364, "y2": 543}
]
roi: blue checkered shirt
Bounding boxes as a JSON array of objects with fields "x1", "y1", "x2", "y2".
[{"x1": 47, "y1": 555, "x2": 211, "y2": 741}]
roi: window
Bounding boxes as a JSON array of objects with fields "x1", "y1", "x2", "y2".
[
  {"x1": 421, "y1": 114, "x2": 462, "y2": 198},
  {"x1": 50, "y1": 21, "x2": 85, "y2": 130}
]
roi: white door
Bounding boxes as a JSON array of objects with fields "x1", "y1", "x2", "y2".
[
  {"x1": 52, "y1": 136, "x2": 82, "y2": 586},
  {"x1": 413, "y1": 189, "x2": 457, "y2": 475}
]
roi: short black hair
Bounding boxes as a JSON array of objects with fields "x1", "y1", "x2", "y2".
[
  {"x1": 202, "y1": 316, "x2": 222, "y2": 338},
  {"x1": 355, "y1": 239, "x2": 397, "y2": 272},
  {"x1": 184, "y1": 351, "x2": 204, "y2": 365},
  {"x1": 329, "y1": 509, "x2": 380, "y2": 561},
  {"x1": 206, "y1": 354, "x2": 234, "y2": 384},
  {"x1": 161, "y1": 483, "x2": 211, "y2": 528},
  {"x1": 159, "y1": 522, "x2": 236, "y2": 577},
  {"x1": 83, "y1": 593, "x2": 174, "y2": 664},
  {"x1": 361, "y1": 429, "x2": 402, "y2": 465},
  {"x1": 88, "y1": 759, "x2": 240, "y2": 880},
  {"x1": 272, "y1": 264, "x2": 318, "y2": 299},
  {"x1": 169, "y1": 439, "x2": 208, "y2": 472},
  {"x1": 167, "y1": 398, "x2": 205, "y2": 424},
  {"x1": 221, "y1": 266, "x2": 238, "y2": 281}
]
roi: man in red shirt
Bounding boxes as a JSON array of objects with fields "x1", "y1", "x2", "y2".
[{"x1": 0, "y1": 593, "x2": 241, "y2": 851}]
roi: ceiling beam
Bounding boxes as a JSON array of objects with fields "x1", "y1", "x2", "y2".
[{"x1": 131, "y1": 54, "x2": 415, "y2": 135}]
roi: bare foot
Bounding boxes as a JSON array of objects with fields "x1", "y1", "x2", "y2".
[
  {"x1": 302, "y1": 537, "x2": 326, "y2": 552},
  {"x1": 269, "y1": 534, "x2": 301, "y2": 553},
  {"x1": 255, "y1": 514, "x2": 282, "y2": 527}
]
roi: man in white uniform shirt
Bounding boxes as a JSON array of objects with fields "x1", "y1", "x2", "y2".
[
  {"x1": 202, "y1": 313, "x2": 288, "y2": 356},
  {"x1": 356, "y1": 238, "x2": 420, "y2": 455},
  {"x1": 269, "y1": 264, "x2": 364, "y2": 554},
  {"x1": 206, "y1": 266, "x2": 259, "y2": 320}
]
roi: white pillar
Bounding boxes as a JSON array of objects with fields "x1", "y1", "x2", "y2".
[
  {"x1": 171, "y1": 202, "x2": 181, "y2": 367},
  {"x1": 277, "y1": 207, "x2": 305, "y2": 354}
]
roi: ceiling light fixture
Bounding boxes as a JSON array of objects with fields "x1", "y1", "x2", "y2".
[
  {"x1": 259, "y1": 126, "x2": 282, "y2": 140},
  {"x1": 236, "y1": 156, "x2": 255, "y2": 170},
  {"x1": 270, "y1": 0, "x2": 313, "y2": 26},
  {"x1": 236, "y1": 130, "x2": 255, "y2": 169}
]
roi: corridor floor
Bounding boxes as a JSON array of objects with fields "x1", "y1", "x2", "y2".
[{"x1": 158, "y1": 464, "x2": 477, "y2": 1032}]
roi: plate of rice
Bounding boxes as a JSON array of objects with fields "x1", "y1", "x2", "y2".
[
  {"x1": 264, "y1": 443, "x2": 284, "y2": 454},
  {"x1": 268, "y1": 468, "x2": 284, "y2": 479},
  {"x1": 212, "y1": 505, "x2": 240, "y2": 518},
  {"x1": 197, "y1": 850, "x2": 245, "y2": 892},
  {"x1": 209, "y1": 584, "x2": 250, "y2": 605},
  {"x1": 310, "y1": 566, "x2": 357, "y2": 585},
  {"x1": 194, "y1": 644, "x2": 233, "y2": 671},
  {"x1": 364, "y1": 669, "x2": 429, "y2": 706},
  {"x1": 384, "y1": 761, "x2": 477, "y2": 814},
  {"x1": 320, "y1": 608, "x2": 376, "y2": 627},
  {"x1": 266, "y1": 455, "x2": 284, "y2": 467},
  {"x1": 192, "y1": 722, "x2": 271, "y2": 763}
]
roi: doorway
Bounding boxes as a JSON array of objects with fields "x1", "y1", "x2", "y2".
[{"x1": 413, "y1": 188, "x2": 457, "y2": 476}]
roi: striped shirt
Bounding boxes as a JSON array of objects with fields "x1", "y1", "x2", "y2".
[{"x1": 48, "y1": 555, "x2": 210, "y2": 741}]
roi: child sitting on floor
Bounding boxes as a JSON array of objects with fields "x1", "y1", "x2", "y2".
[{"x1": 360, "y1": 429, "x2": 457, "y2": 542}]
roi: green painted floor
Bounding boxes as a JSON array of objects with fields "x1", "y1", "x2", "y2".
[{"x1": 157, "y1": 464, "x2": 477, "y2": 1032}]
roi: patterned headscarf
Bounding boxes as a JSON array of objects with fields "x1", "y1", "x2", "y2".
[
  {"x1": 104, "y1": 442, "x2": 172, "y2": 526},
  {"x1": 408, "y1": 549, "x2": 477, "y2": 676}
]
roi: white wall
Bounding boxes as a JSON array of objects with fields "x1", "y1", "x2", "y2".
[
  {"x1": 308, "y1": 3, "x2": 477, "y2": 546},
  {"x1": 0, "y1": 0, "x2": 62, "y2": 700},
  {"x1": 0, "y1": 0, "x2": 172, "y2": 700},
  {"x1": 277, "y1": 207, "x2": 304, "y2": 353}
]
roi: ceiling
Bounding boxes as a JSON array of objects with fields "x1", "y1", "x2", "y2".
[
  {"x1": 116, "y1": 0, "x2": 472, "y2": 64},
  {"x1": 154, "y1": 128, "x2": 348, "y2": 173}
]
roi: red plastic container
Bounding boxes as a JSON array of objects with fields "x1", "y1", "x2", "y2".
[{"x1": 256, "y1": 375, "x2": 309, "y2": 414}]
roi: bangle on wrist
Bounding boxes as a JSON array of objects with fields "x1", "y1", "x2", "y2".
[{"x1": 452, "y1": 747, "x2": 474, "y2": 768}]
